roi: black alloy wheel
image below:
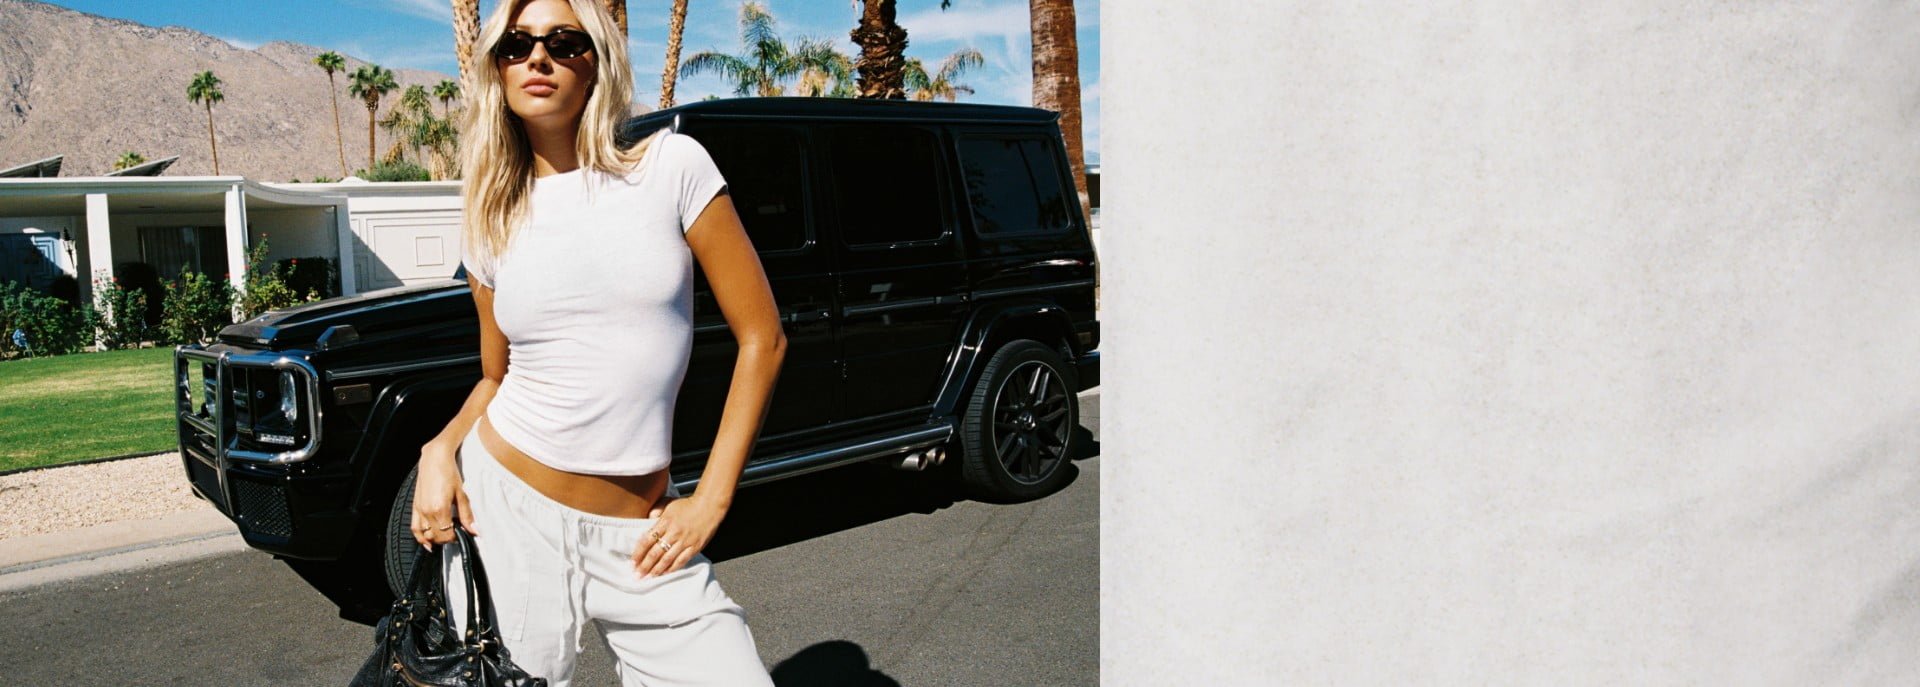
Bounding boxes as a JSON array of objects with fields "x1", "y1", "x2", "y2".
[{"x1": 957, "y1": 339, "x2": 1078, "y2": 501}]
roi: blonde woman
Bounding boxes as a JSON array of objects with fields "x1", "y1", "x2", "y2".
[{"x1": 410, "y1": 0, "x2": 783, "y2": 684}]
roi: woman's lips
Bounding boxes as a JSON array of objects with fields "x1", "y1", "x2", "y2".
[{"x1": 523, "y1": 83, "x2": 556, "y2": 96}]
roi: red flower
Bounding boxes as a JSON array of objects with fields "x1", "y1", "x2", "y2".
[{"x1": 290, "y1": 258, "x2": 299, "y2": 265}]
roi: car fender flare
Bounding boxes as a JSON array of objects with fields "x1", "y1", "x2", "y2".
[
  {"x1": 344, "y1": 367, "x2": 482, "y2": 523},
  {"x1": 930, "y1": 301, "x2": 1077, "y2": 419}
]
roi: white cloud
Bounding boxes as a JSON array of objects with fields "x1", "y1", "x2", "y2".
[
  {"x1": 216, "y1": 34, "x2": 261, "y2": 50},
  {"x1": 897, "y1": 3, "x2": 1026, "y2": 43},
  {"x1": 387, "y1": 0, "x2": 451, "y2": 23},
  {"x1": 336, "y1": 40, "x2": 458, "y2": 74}
]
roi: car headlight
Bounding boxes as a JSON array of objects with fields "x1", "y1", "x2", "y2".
[{"x1": 279, "y1": 370, "x2": 298, "y2": 425}]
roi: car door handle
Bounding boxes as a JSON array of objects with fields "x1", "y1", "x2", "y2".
[{"x1": 786, "y1": 308, "x2": 833, "y2": 323}]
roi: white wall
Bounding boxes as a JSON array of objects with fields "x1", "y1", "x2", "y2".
[
  {"x1": 248, "y1": 207, "x2": 338, "y2": 262},
  {"x1": 345, "y1": 192, "x2": 463, "y2": 292},
  {"x1": 1107, "y1": 2, "x2": 1920, "y2": 683}
]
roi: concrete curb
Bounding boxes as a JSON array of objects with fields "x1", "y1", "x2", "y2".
[{"x1": 0, "y1": 507, "x2": 239, "y2": 591}]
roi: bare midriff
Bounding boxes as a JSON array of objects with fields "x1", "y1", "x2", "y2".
[{"x1": 476, "y1": 414, "x2": 670, "y2": 518}]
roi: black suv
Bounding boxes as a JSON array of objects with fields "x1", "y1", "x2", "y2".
[{"x1": 172, "y1": 97, "x2": 1099, "y2": 607}]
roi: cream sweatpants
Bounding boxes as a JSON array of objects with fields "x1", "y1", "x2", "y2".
[{"x1": 442, "y1": 420, "x2": 775, "y2": 687}]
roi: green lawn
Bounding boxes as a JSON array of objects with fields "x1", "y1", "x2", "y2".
[{"x1": 0, "y1": 346, "x2": 179, "y2": 472}]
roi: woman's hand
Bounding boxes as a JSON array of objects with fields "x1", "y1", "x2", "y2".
[
  {"x1": 633, "y1": 492, "x2": 726, "y2": 578},
  {"x1": 411, "y1": 444, "x2": 477, "y2": 552}
]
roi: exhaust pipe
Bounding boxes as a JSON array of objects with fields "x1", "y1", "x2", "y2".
[{"x1": 891, "y1": 446, "x2": 948, "y2": 471}]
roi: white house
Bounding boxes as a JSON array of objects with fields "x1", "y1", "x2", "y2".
[{"x1": 0, "y1": 155, "x2": 463, "y2": 307}]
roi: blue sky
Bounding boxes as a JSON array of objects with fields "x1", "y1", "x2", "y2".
[{"x1": 41, "y1": 0, "x2": 1099, "y2": 162}]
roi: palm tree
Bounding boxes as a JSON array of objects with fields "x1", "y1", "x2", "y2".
[
  {"x1": 904, "y1": 47, "x2": 982, "y2": 102},
  {"x1": 795, "y1": 42, "x2": 856, "y2": 97},
  {"x1": 850, "y1": 0, "x2": 906, "y2": 99},
  {"x1": 683, "y1": 2, "x2": 847, "y2": 97},
  {"x1": 348, "y1": 65, "x2": 398, "y2": 170},
  {"x1": 112, "y1": 151, "x2": 146, "y2": 172},
  {"x1": 850, "y1": 0, "x2": 950, "y2": 100},
  {"x1": 186, "y1": 70, "x2": 225, "y2": 174},
  {"x1": 451, "y1": 0, "x2": 481, "y2": 93},
  {"x1": 379, "y1": 84, "x2": 435, "y2": 165},
  {"x1": 313, "y1": 51, "x2": 349, "y2": 177},
  {"x1": 418, "y1": 117, "x2": 461, "y2": 180},
  {"x1": 660, "y1": 0, "x2": 689, "y2": 109},
  {"x1": 1031, "y1": 0, "x2": 1089, "y2": 220},
  {"x1": 603, "y1": 0, "x2": 627, "y2": 37},
  {"x1": 432, "y1": 79, "x2": 461, "y2": 118}
]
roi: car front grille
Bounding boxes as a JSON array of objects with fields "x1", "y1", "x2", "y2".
[{"x1": 231, "y1": 478, "x2": 293, "y2": 538}]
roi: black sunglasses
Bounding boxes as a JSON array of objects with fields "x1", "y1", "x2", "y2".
[{"x1": 493, "y1": 28, "x2": 594, "y2": 61}]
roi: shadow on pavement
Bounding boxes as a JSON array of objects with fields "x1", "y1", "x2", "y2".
[
  {"x1": 772, "y1": 640, "x2": 900, "y2": 687},
  {"x1": 708, "y1": 421, "x2": 1098, "y2": 563},
  {"x1": 703, "y1": 459, "x2": 965, "y2": 564},
  {"x1": 282, "y1": 553, "x2": 393, "y2": 626},
  {"x1": 283, "y1": 418, "x2": 1100, "y2": 625}
]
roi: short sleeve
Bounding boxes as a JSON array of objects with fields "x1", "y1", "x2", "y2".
[
  {"x1": 663, "y1": 133, "x2": 729, "y2": 234},
  {"x1": 461, "y1": 232, "x2": 495, "y2": 289}
]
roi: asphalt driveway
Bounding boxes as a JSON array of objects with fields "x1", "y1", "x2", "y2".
[{"x1": 0, "y1": 390, "x2": 1100, "y2": 686}]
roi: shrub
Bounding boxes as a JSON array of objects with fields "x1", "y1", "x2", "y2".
[
  {"x1": 237, "y1": 238, "x2": 323, "y2": 320},
  {"x1": 159, "y1": 269, "x2": 235, "y2": 346},
  {"x1": 0, "y1": 280, "x2": 96, "y2": 359},
  {"x1": 355, "y1": 160, "x2": 431, "y2": 182},
  {"x1": 115, "y1": 261, "x2": 166, "y2": 327},
  {"x1": 275, "y1": 256, "x2": 337, "y2": 300},
  {"x1": 91, "y1": 272, "x2": 148, "y2": 350}
]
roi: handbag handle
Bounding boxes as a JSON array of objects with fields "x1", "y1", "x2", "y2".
[{"x1": 391, "y1": 507, "x2": 496, "y2": 643}]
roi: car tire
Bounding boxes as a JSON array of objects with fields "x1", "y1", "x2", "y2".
[
  {"x1": 957, "y1": 339, "x2": 1079, "y2": 502},
  {"x1": 383, "y1": 465, "x2": 421, "y2": 597}
]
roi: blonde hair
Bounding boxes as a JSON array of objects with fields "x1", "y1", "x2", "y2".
[{"x1": 459, "y1": 0, "x2": 668, "y2": 281}]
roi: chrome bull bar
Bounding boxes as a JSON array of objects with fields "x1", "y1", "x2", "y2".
[{"x1": 173, "y1": 344, "x2": 326, "y2": 472}]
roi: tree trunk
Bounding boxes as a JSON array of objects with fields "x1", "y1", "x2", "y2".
[
  {"x1": 1031, "y1": 0, "x2": 1088, "y2": 223},
  {"x1": 328, "y1": 73, "x2": 347, "y2": 177},
  {"x1": 660, "y1": 0, "x2": 688, "y2": 109},
  {"x1": 204, "y1": 102, "x2": 220, "y2": 175},
  {"x1": 604, "y1": 0, "x2": 627, "y2": 38},
  {"x1": 451, "y1": 0, "x2": 482, "y2": 95},
  {"x1": 852, "y1": 0, "x2": 908, "y2": 100},
  {"x1": 366, "y1": 104, "x2": 377, "y2": 171}
]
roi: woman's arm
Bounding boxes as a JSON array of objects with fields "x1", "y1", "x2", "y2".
[
  {"x1": 413, "y1": 273, "x2": 511, "y2": 549},
  {"x1": 635, "y1": 189, "x2": 787, "y2": 577}
]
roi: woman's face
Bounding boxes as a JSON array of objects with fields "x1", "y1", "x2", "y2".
[{"x1": 496, "y1": 0, "x2": 597, "y2": 126}]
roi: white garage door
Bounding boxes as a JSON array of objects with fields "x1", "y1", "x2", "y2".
[{"x1": 354, "y1": 212, "x2": 462, "y2": 292}]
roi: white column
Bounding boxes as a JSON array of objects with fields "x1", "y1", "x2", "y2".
[
  {"x1": 223, "y1": 186, "x2": 248, "y2": 319},
  {"x1": 82, "y1": 193, "x2": 112, "y2": 308},
  {"x1": 332, "y1": 202, "x2": 358, "y2": 297}
]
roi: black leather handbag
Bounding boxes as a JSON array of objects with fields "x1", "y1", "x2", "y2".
[{"x1": 349, "y1": 526, "x2": 546, "y2": 686}]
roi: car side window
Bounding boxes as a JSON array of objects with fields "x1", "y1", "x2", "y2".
[
  {"x1": 685, "y1": 125, "x2": 810, "y2": 252},
  {"x1": 957, "y1": 134, "x2": 1073, "y2": 236},
  {"x1": 826, "y1": 126, "x2": 947, "y2": 246}
]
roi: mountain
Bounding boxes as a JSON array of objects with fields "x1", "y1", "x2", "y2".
[{"x1": 0, "y1": 0, "x2": 461, "y2": 181}]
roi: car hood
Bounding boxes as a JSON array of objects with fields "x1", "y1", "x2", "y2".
[{"x1": 219, "y1": 279, "x2": 472, "y2": 351}]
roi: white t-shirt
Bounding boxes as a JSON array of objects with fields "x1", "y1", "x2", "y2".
[{"x1": 462, "y1": 130, "x2": 728, "y2": 476}]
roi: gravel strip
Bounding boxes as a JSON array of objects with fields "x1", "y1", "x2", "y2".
[{"x1": 0, "y1": 453, "x2": 201, "y2": 540}]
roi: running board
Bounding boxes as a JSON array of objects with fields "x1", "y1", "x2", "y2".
[{"x1": 671, "y1": 420, "x2": 957, "y2": 494}]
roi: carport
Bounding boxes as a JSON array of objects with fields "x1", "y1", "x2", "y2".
[{"x1": 0, "y1": 176, "x2": 355, "y2": 311}]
